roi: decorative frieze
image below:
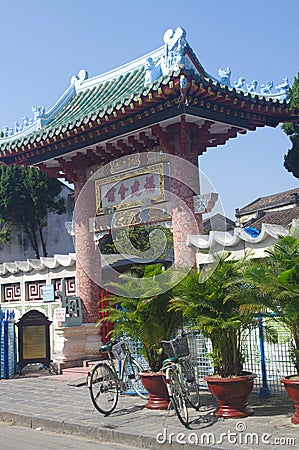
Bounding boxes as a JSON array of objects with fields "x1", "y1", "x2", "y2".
[
  {"x1": 26, "y1": 280, "x2": 46, "y2": 301},
  {"x1": 2, "y1": 283, "x2": 21, "y2": 302}
]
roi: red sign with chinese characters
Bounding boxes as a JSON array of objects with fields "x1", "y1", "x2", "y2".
[{"x1": 95, "y1": 163, "x2": 165, "y2": 215}]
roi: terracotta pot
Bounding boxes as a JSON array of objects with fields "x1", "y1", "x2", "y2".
[
  {"x1": 139, "y1": 371, "x2": 170, "y2": 410},
  {"x1": 204, "y1": 372, "x2": 256, "y2": 418},
  {"x1": 280, "y1": 375, "x2": 299, "y2": 424}
]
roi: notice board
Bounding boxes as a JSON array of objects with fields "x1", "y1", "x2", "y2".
[{"x1": 16, "y1": 309, "x2": 52, "y2": 372}]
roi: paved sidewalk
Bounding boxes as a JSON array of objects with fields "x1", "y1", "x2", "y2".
[{"x1": 0, "y1": 368, "x2": 298, "y2": 450}]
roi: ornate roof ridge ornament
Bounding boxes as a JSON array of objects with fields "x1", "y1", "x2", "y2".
[
  {"x1": 0, "y1": 27, "x2": 290, "y2": 145},
  {"x1": 144, "y1": 28, "x2": 289, "y2": 101},
  {"x1": 214, "y1": 67, "x2": 289, "y2": 100},
  {"x1": 0, "y1": 81, "x2": 76, "y2": 143},
  {"x1": 70, "y1": 69, "x2": 89, "y2": 88},
  {"x1": 145, "y1": 27, "x2": 198, "y2": 85},
  {"x1": 161, "y1": 27, "x2": 187, "y2": 73},
  {"x1": 222, "y1": 72, "x2": 289, "y2": 100},
  {"x1": 218, "y1": 68, "x2": 231, "y2": 86}
]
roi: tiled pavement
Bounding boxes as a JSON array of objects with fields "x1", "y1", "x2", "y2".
[{"x1": 0, "y1": 367, "x2": 298, "y2": 450}]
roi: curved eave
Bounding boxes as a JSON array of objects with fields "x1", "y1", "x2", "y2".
[
  {"x1": 188, "y1": 223, "x2": 288, "y2": 249},
  {"x1": 0, "y1": 71, "x2": 181, "y2": 163},
  {"x1": 0, "y1": 253, "x2": 76, "y2": 276},
  {"x1": 186, "y1": 72, "x2": 298, "y2": 129},
  {"x1": 0, "y1": 71, "x2": 297, "y2": 166}
]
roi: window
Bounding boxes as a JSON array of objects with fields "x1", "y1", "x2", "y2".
[
  {"x1": 2, "y1": 283, "x2": 21, "y2": 302},
  {"x1": 26, "y1": 281, "x2": 46, "y2": 301}
]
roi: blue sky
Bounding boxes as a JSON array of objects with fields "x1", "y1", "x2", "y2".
[{"x1": 1, "y1": 0, "x2": 299, "y2": 220}]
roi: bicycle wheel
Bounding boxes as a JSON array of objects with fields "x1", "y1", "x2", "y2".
[
  {"x1": 88, "y1": 362, "x2": 119, "y2": 416},
  {"x1": 169, "y1": 369, "x2": 189, "y2": 428},
  {"x1": 123, "y1": 359, "x2": 149, "y2": 400},
  {"x1": 181, "y1": 360, "x2": 200, "y2": 410}
]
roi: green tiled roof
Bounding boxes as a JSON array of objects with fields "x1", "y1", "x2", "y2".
[
  {"x1": 0, "y1": 54, "x2": 180, "y2": 152},
  {"x1": 0, "y1": 26, "x2": 295, "y2": 157},
  {"x1": 50, "y1": 68, "x2": 146, "y2": 129}
]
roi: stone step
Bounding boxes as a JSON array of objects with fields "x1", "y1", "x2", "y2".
[
  {"x1": 62, "y1": 366, "x2": 91, "y2": 375},
  {"x1": 60, "y1": 367, "x2": 89, "y2": 387}
]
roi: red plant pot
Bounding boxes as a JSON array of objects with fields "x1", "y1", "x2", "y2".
[
  {"x1": 280, "y1": 375, "x2": 299, "y2": 424},
  {"x1": 139, "y1": 371, "x2": 170, "y2": 410},
  {"x1": 204, "y1": 372, "x2": 256, "y2": 418}
]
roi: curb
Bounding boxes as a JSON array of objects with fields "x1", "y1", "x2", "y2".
[{"x1": 0, "y1": 411, "x2": 222, "y2": 450}]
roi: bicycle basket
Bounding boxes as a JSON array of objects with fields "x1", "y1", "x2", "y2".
[
  {"x1": 123, "y1": 338, "x2": 134, "y2": 354},
  {"x1": 162, "y1": 336, "x2": 189, "y2": 358},
  {"x1": 112, "y1": 341, "x2": 127, "y2": 360}
]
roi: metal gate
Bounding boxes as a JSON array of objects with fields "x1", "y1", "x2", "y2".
[{"x1": 0, "y1": 309, "x2": 17, "y2": 378}]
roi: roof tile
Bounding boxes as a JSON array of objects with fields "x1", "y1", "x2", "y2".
[
  {"x1": 248, "y1": 207, "x2": 299, "y2": 229},
  {"x1": 239, "y1": 188, "x2": 299, "y2": 214}
]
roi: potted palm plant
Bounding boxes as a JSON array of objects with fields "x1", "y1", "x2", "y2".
[
  {"x1": 99, "y1": 263, "x2": 183, "y2": 409},
  {"x1": 256, "y1": 233, "x2": 299, "y2": 424},
  {"x1": 170, "y1": 254, "x2": 259, "y2": 418}
]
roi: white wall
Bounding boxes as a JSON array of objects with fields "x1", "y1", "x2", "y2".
[{"x1": 0, "y1": 184, "x2": 74, "y2": 263}]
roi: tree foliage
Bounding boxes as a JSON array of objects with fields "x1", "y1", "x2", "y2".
[
  {"x1": 259, "y1": 234, "x2": 299, "y2": 372},
  {"x1": 99, "y1": 263, "x2": 182, "y2": 372},
  {"x1": 170, "y1": 255, "x2": 263, "y2": 377},
  {"x1": 283, "y1": 73, "x2": 299, "y2": 178},
  {"x1": 100, "y1": 224, "x2": 173, "y2": 260},
  {"x1": 0, "y1": 165, "x2": 66, "y2": 258}
]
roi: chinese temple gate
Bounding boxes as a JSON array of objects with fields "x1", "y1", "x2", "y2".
[{"x1": 0, "y1": 27, "x2": 298, "y2": 366}]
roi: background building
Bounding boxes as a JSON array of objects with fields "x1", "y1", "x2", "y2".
[{"x1": 235, "y1": 188, "x2": 299, "y2": 229}]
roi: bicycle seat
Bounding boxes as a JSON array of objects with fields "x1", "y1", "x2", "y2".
[
  {"x1": 98, "y1": 342, "x2": 112, "y2": 353},
  {"x1": 162, "y1": 356, "x2": 179, "y2": 364}
]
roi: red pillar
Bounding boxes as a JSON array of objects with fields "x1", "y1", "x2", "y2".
[
  {"x1": 73, "y1": 162, "x2": 102, "y2": 324},
  {"x1": 169, "y1": 152, "x2": 202, "y2": 268},
  {"x1": 152, "y1": 119, "x2": 203, "y2": 268}
]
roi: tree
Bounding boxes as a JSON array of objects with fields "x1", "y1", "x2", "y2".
[
  {"x1": 262, "y1": 234, "x2": 299, "y2": 372},
  {"x1": 283, "y1": 73, "x2": 299, "y2": 178},
  {"x1": 100, "y1": 224, "x2": 174, "y2": 260},
  {"x1": 170, "y1": 255, "x2": 272, "y2": 377},
  {"x1": 99, "y1": 263, "x2": 182, "y2": 372},
  {"x1": 0, "y1": 165, "x2": 66, "y2": 258},
  {"x1": 239, "y1": 232, "x2": 299, "y2": 373}
]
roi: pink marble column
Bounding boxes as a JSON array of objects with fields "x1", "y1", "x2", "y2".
[
  {"x1": 169, "y1": 152, "x2": 202, "y2": 269},
  {"x1": 73, "y1": 162, "x2": 101, "y2": 324}
]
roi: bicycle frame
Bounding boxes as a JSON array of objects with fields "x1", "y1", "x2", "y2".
[
  {"x1": 87, "y1": 337, "x2": 148, "y2": 416},
  {"x1": 103, "y1": 348, "x2": 122, "y2": 384},
  {"x1": 162, "y1": 333, "x2": 200, "y2": 410},
  {"x1": 163, "y1": 361, "x2": 178, "y2": 390},
  {"x1": 102, "y1": 341, "x2": 138, "y2": 390},
  {"x1": 162, "y1": 359, "x2": 189, "y2": 427}
]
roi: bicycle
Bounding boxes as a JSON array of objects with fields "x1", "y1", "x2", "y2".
[
  {"x1": 161, "y1": 333, "x2": 200, "y2": 427},
  {"x1": 86, "y1": 337, "x2": 148, "y2": 416}
]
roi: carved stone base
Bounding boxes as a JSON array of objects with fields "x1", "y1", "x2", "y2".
[{"x1": 53, "y1": 323, "x2": 101, "y2": 371}]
